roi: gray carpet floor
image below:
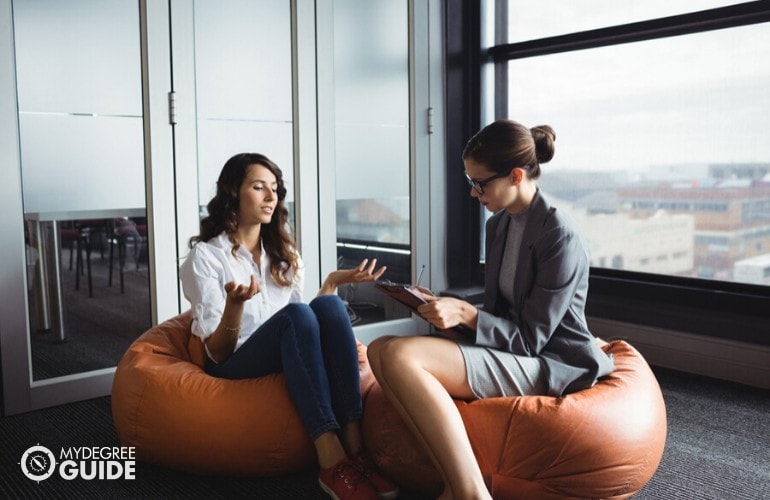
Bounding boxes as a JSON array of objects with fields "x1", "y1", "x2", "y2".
[
  {"x1": 1, "y1": 366, "x2": 768, "y2": 499},
  {"x1": 28, "y1": 244, "x2": 151, "y2": 380},
  {"x1": 633, "y1": 368, "x2": 769, "y2": 500}
]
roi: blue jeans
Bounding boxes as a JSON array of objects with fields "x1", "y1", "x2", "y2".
[{"x1": 205, "y1": 295, "x2": 362, "y2": 440}]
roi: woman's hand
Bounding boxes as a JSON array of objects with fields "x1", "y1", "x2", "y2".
[
  {"x1": 319, "y1": 258, "x2": 387, "y2": 295},
  {"x1": 416, "y1": 294, "x2": 477, "y2": 331},
  {"x1": 224, "y1": 274, "x2": 260, "y2": 304},
  {"x1": 331, "y1": 258, "x2": 387, "y2": 286},
  {"x1": 207, "y1": 275, "x2": 259, "y2": 364}
]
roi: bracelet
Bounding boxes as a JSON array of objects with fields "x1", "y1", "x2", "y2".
[{"x1": 223, "y1": 325, "x2": 240, "y2": 334}]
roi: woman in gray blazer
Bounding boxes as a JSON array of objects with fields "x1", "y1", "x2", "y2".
[{"x1": 368, "y1": 119, "x2": 615, "y2": 500}]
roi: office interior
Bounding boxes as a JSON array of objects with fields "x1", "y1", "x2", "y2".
[{"x1": 0, "y1": 0, "x2": 768, "y2": 421}]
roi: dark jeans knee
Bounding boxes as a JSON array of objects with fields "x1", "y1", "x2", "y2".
[
  {"x1": 309, "y1": 294, "x2": 345, "y2": 313},
  {"x1": 281, "y1": 302, "x2": 318, "y2": 334}
]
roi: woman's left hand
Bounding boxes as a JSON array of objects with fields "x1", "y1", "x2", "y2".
[{"x1": 319, "y1": 258, "x2": 387, "y2": 295}]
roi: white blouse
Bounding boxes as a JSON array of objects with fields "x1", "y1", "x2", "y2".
[{"x1": 179, "y1": 232, "x2": 304, "y2": 351}]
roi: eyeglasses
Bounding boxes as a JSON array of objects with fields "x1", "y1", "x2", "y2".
[{"x1": 464, "y1": 168, "x2": 513, "y2": 195}]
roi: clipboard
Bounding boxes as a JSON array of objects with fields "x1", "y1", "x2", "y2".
[
  {"x1": 375, "y1": 282, "x2": 474, "y2": 341},
  {"x1": 375, "y1": 282, "x2": 429, "y2": 310}
]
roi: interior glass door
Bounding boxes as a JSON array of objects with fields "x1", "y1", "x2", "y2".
[
  {"x1": 14, "y1": 0, "x2": 151, "y2": 382},
  {"x1": 0, "y1": 0, "x2": 178, "y2": 415}
]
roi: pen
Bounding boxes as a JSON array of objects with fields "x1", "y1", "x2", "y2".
[{"x1": 414, "y1": 264, "x2": 426, "y2": 289}]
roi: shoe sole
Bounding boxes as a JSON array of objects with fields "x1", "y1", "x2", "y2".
[{"x1": 318, "y1": 479, "x2": 341, "y2": 500}]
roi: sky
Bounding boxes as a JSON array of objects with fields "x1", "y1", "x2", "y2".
[{"x1": 499, "y1": 1, "x2": 770, "y2": 172}]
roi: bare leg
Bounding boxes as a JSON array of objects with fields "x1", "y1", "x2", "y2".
[
  {"x1": 368, "y1": 337, "x2": 449, "y2": 488},
  {"x1": 368, "y1": 336, "x2": 491, "y2": 500}
]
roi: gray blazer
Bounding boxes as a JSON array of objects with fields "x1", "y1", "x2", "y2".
[{"x1": 476, "y1": 190, "x2": 615, "y2": 396}]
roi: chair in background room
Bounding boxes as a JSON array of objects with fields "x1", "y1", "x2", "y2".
[
  {"x1": 133, "y1": 217, "x2": 148, "y2": 270},
  {"x1": 109, "y1": 217, "x2": 145, "y2": 294},
  {"x1": 60, "y1": 221, "x2": 92, "y2": 297},
  {"x1": 77, "y1": 218, "x2": 111, "y2": 261}
]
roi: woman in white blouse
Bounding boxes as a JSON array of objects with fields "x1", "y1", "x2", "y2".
[{"x1": 180, "y1": 153, "x2": 397, "y2": 500}]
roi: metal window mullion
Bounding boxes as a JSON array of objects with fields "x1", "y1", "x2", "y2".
[{"x1": 488, "y1": 2, "x2": 770, "y2": 62}]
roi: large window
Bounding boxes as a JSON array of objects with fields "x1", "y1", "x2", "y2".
[
  {"x1": 505, "y1": 22, "x2": 770, "y2": 285},
  {"x1": 471, "y1": 1, "x2": 770, "y2": 342}
]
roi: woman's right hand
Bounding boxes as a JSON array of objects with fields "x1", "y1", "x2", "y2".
[
  {"x1": 207, "y1": 275, "x2": 259, "y2": 363},
  {"x1": 416, "y1": 293, "x2": 478, "y2": 332},
  {"x1": 224, "y1": 274, "x2": 260, "y2": 304}
]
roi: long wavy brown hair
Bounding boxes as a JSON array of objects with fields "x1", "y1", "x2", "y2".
[{"x1": 189, "y1": 153, "x2": 298, "y2": 287}]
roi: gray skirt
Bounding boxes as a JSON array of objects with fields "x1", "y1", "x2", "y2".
[{"x1": 458, "y1": 343, "x2": 548, "y2": 399}]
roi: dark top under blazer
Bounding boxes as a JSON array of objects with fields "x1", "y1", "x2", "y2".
[{"x1": 476, "y1": 190, "x2": 615, "y2": 396}]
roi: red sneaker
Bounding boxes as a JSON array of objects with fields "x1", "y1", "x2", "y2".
[
  {"x1": 319, "y1": 458, "x2": 379, "y2": 500},
  {"x1": 352, "y1": 452, "x2": 400, "y2": 500}
]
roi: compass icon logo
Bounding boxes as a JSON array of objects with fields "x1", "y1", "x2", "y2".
[{"x1": 20, "y1": 444, "x2": 57, "y2": 482}]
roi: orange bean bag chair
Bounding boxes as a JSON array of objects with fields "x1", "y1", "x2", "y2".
[
  {"x1": 112, "y1": 311, "x2": 376, "y2": 476},
  {"x1": 362, "y1": 340, "x2": 666, "y2": 499}
]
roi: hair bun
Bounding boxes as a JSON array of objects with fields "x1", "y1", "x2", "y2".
[{"x1": 531, "y1": 125, "x2": 556, "y2": 164}]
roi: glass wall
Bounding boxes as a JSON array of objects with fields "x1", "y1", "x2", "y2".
[
  {"x1": 192, "y1": 0, "x2": 295, "y2": 221},
  {"x1": 14, "y1": 0, "x2": 151, "y2": 380},
  {"x1": 2, "y1": 0, "x2": 433, "y2": 413},
  {"x1": 332, "y1": 0, "x2": 412, "y2": 325}
]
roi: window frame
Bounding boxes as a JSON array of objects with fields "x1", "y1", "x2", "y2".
[
  {"x1": 445, "y1": 0, "x2": 483, "y2": 287},
  {"x1": 445, "y1": 0, "x2": 770, "y2": 346}
]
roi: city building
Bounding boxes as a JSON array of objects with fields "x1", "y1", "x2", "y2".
[
  {"x1": 567, "y1": 207, "x2": 695, "y2": 276},
  {"x1": 618, "y1": 177, "x2": 770, "y2": 280},
  {"x1": 734, "y1": 252, "x2": 770, "y2": 286}
]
